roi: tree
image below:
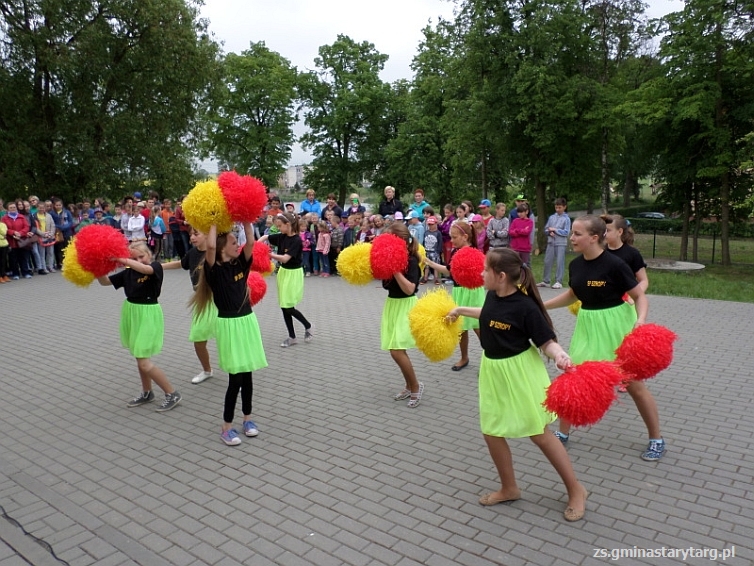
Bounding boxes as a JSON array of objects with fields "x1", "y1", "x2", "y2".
[
  {"x1": 0, "y1": 0, "x2": 218, "y2": 202},
  {"x1": 298, "y1": 35, "x2": 391, "y2": 205},
  {"x1": 203, "y1": 42, "x2": 298, "y2": 189}
]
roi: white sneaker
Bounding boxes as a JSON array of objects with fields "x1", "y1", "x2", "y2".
[
  {"x1": 536, "y1": 282, "x2": 548, "y2": 287},
  {"x1": 551, "y1": 282, "x2": 563, "y2": 289},
  {"x1": 192, "y1": 370, "x2": 213, "y2": 384},
  {"x1": 304, "y1": 324, "x2": 314, "y2": 343},
  {"x1": 280, "y1": 337, "x2": 297, "y2": 348}
]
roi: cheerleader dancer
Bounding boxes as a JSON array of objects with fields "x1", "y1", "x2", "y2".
[
  {"x1": 447, "y1": 248, "x2": 586, "y2": 521},
  {"x1": 424, "y1": 221, "x2": 485, "y2": 371},
  {"x1": 190, "y1": 222, "x2": 267, "y2": 446},
  {"x1": 380, "y1": 222, "x2": 424, "y2": 407},
  {"x1": 544, "y1": 215, "x2": 665, "y2": 461},
  {"x1": 258, "y1": 212, "x2": 314, "y2": 348},
  {"x1": 164, "y1": 227, "x2": 216, "y2": 384},
  {"x1": 97, "y1": 242, "x2": 182, "y2": 411}
]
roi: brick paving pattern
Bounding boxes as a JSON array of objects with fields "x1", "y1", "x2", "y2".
[{"x1": 0, "y1": 269, "x2": 751, "y2": 565}]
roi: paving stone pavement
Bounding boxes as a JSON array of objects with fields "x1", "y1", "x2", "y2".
[{"x1": 0, "y1": 268, "x2": 752, "y2": 566}]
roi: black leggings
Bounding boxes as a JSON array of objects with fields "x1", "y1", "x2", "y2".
[
  {"x1": 224, "y1": 371, "x2": 253, "y2": 423},
  {"x1": 282, "y1": 307, "x2": 311, "y2": 339}
]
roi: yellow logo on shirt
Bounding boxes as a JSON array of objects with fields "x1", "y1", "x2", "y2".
[
  {"x1": 587, "y1": 280, "x2": 606, "y2": 287},
  {"x1": 489, "y1": 320, "x2": 511, "y2": 331},
  {"x1": 137, "y1": 275, "x2": 149, "y2": 284},
  {"x1": 234, "y1": 272, "x2": 244, "y2": 282}
]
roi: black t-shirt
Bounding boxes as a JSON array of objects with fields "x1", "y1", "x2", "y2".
[
  {"x1": 110, "y1": 262, "x2": 163, "y2": 304},
  {"x1": 181, "y1": 246, "x2": 206, "y2": 288},
  {"x1": 479, "y1": 289, "x2": 556, "y2": 359},
  {"x1": 569, "y1": 251, "x2": 638, "y2": 310},
  {"x1": 206, "y1": 253, "x2": 252, "y2": 318},
  {"x1": 382, "y1": 255, "x2": 421, "y2": 298},
  {"x1": 267, "y1": 233, "x2": 303, "y2": 269},
  {"x1": 606, "y1": 244, "x2": 646, "y2": 276}
]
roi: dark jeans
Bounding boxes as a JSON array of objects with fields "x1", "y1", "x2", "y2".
[
  {"x1": 0, "y1": 246, "x2": 8, "y2": 277},
  {"x1": 224, "y1": 371, "x2": 253, "y2": 423},
  {"x1": 9, "y1": 247, "x2": 32, "y2": 277}
]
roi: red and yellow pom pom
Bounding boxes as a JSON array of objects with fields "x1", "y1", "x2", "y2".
[
  {"x1": 73, "y1": 225, "x2": 129, "y2": 277},
  {"x1": 409, "y1": 288, "x2": 462, "y2": 362},
  {"x1": 246, "y1": 270, "x2": 267, "y2": 306},
  {"x1": 61, "y1": 240, "x2": 96, "y2": 287},
  {"x1": 217, "y1": 171, "x2": 268, "y2": 223},
  {"x1": 615, "y1": 323, "x2": 677, "y2": 381},
  {"x1": 544, "y1": 361, "x2": 625, "y2": 427},
  {"x1": 182, "y1": 180, "x2": 233, "y2": 234},
  {"x1": 337, "y1": 243, "x2": 374, "y2": 285},
  {"x1": 450, "y1": 246, "x2": 485, "y2": 289},
  {"x1": 370, "y1": 234, "x2": 408, "y2": 280},
  {"x1": 250, "y1": 241, "x2": 272, "y2": 273}
]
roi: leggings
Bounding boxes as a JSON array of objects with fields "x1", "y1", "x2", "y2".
[
  {"x1": 224, "y1": 371, "x2": 253, "y2": 423},
  {"x1": 282, "y1": 307, "x2": 311, "y2": 339}
]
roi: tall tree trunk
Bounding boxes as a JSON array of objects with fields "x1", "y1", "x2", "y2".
[
  {"x1": 481, "y1": 150, "x2": 487, "y2": 200},
  {"x1": 622, "y1": 170, "x2": 635, "y2": 208},
  {"x1": 720, "y1": 171, "x2": 730, "y2": 265},
  {"x1": 534, "y1": 177, "x2": 547, "y2": 253},
  {"x1": 600, "y1": 127, "x2": 610, "y2": 213}
]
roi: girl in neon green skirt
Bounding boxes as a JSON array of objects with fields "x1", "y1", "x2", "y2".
[
  {"x1": 424, "y1": 221, "x2": 485, "y2": 371},
  {"x1": 190, "y1": 222, "x2": 267, "y2": 446},
  {"x1": 258, "y1": 212, "x2": 313, "y2": 348},
  {"x1": 544, "y1": 215, "x2": 665, "y2": 462},
  {"x1": 447, "y1": 248, "x2": 586, "y2": 521},
  {"x1": 97, "y1": 242, "x2": 182, "y2": 412}
]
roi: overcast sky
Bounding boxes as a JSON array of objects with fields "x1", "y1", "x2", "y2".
[{"x1": 198, "y1": 0, "x2": 683, "y2": 169}]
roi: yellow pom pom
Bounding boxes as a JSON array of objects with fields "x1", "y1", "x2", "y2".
[
  {"x1": 409, "y1": 288, "x2": 462, "y2": 362},
  {"x1": 262, "y1": 261, "x2": 275, "y2": 277},
  {"x1": 182, "y1": 180, "x2": 233, "y2": 234},
  {"x1": 62, "y1": 239, "x2": 95, "y2": 287},
  {"x1": 417, "y1": 244, "x2": 426, "y2": 272},
  {"x1": 568, "y1": 300, "x2": 582, "y2": 316},
  {"x1": 337, "y1": 243, "x2": 374, "y2": 285}
]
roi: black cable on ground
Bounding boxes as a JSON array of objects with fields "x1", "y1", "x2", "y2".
[{"x1": 0, "y1": 503, "x2": 71, "y2": 565}]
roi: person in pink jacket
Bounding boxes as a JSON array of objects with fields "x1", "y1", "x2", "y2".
[
  {"x1": 509, "y1": 203, "x2": 534, "y2": 267},
  {"x1": 1, "y1": 202, "x2": 33, "y2": 279}
]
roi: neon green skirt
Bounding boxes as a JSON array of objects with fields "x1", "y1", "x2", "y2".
[
  {"x1": 189, "y1": 301, "x2": 217, "y2": 343},
  {"x1": 569, "y1": 302, "x2": 637, "y2": 364},
  {"x1": 120, "y1": 301, "x2": 163, "y2": 358},
  {"x1": 277, "y1": 266, "x2": 304, "y2": 308},
  {"x1": 452, "y1": 285, "x2": 485, "y2": 331},
  {"x1": 216, "y1": 313, "x2": 268, "y2": 374},
  {"x1": 380, "y1": 296, "x2": 417, "y2": 351},
  {"x1": 479, "y1": 346, "x2": 556, "y2": 438}
]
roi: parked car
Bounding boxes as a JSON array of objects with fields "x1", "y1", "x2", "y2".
[{"x1": 636, "y1": 212, "x2": 665, "y2": 219}]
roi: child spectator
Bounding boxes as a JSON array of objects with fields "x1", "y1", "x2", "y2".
[
  {"x1": 328, "y1": 212, "x2": 343, "y2": 276},
  {"x1": 471, "y1": 214, "x2": 488, "y2": 252},
  {"x1": 149, "y1": 205, "x2": 166, "y2": 259},
  {"x1": 487, "y1": 203, "x2": 510, "y2": 249},
  {"x1": 315, "y1": 221, "x2": 332, "y2": 277},
  {"x1": 509, "y1": 203, "x2": 534, "y2": 266},
  {"x1": 357, "y1": 218, "x2": 373, "y2": 243},
  {"x1": 406, "y1": 210, "x2": 425, "y2": 247},
  {"x1": 422, "y1": 216, "x2": 443, "y2": 285},
  {"x1": 299, "y1": 219, "x2": 314, "y2": 277},
  {"x1": 538, "y1": 198, "x2": 571, "y2": 289},
  {"x1": 342, "y1": 214, "x2": 358, "y2": 249}
]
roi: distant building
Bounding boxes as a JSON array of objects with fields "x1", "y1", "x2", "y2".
[{"x1": 278, "y1": 165, "x2": 309, "y2": 191}]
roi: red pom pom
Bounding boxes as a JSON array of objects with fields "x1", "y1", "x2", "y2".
[
  {"x1": 544, "y1": 361, "x2": 625, "y2": 427},
  {"x1": 615, "y1": 323, "x2": 677, "y2": 381},
  {"x1": 450, "y1": 246, "x2": 485, "y2": 288},
  {"x1": 250, "y1": 241, "x2": 272, "y2": 273},
  {"x1": 370, "y1": 234, "x2": 408, "y2": 280},
  {"x1": 217, "y1": 171, "x2": 268, "y2": 222},
  {"x1": 74, "y1": 225, "x2": 130, "y2": 277},
  {"x1": 246, "y1": 270, "x2": 267, "y2": 306}
]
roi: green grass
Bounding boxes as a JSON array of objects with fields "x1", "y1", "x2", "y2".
[
  {"x1": 632, "y1": 232, "x2": 754, "y2": 265},
  {"x1": 529, "y1": 249, "x2": 754, "y2": 304}
]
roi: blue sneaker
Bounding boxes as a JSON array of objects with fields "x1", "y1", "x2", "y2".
[
  {"x1": 641, "y1": 439, "x2": 666, "y2": 461},
  {"x1": 243, "y1": 420, "x2": 259, "y2": 437},
  {"x1": 221, "y1": 429, "x2": 241, "y2": 446},
  {"x1": 554, "y1": 431, "x2": 569, "y2": 445}
]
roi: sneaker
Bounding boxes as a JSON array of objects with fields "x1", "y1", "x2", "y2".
[
  {"x1": 305, "y1": 272, "x2": 311, "y2": 277},
  {"x1": 23, "y1": 274, "x2": 32, "y2": 279},
  {"x1": 551, "y1": 282, "x2": 563, "y2": 289},
  {"x1": 192, "y1": 370, "x2": 213, "y2": 384},
  {"x1": 554, "y1": 431, "x2": 569, "y2": 445},
  {"x1": 304, "y1": 325, "x2": 314, "y2": 343},
  {"x1": 155, "y1": 391, "x2": 182, "y2": 412},
  {"x1": 641, "y1": 439, "x2": 666, "y2": 461},
  {"x1": 407, "y1": 382, "x2": 424, "y2": 408},
  {"x1": 127, "y1": 390, "x2": 155, "y2": 408},
  {"x1": 220, "y1": 429, "x2": 242, "y2": 446},
  {"x1": 536, "y1": 282, "x2": 548, "y2": 287},
  {"x1": 11, "y1": 276, "x2": 19, "y2": 280},
  {"x1": 280, "y1": 337, "x2": 297, "y2": 348},
  {"x1": 38, "y1": 270, "x2": 48, "y2": 275},
  {"x1": 243, "y1": 420, "x2": 259, "y2": 437}
]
